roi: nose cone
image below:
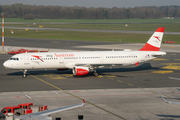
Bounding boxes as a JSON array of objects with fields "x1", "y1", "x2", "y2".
[{"x1": 3, "y1": 61, "x2": 10, "y2": 68}]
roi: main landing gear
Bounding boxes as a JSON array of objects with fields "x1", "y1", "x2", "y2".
[
  {"x1": 92, "y1": 71, "x2": 99, "y2": 77},
  {"x1": 22, "y1": 69, "x2": 27, "y2": 78}
]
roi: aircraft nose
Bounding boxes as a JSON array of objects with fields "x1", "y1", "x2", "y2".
[{"x1": 3, "y1": 61, "x2": 10, "y2": 68}]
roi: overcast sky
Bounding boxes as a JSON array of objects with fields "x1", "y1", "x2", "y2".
[{"x1": 1, "y1": 0, "x2": 180, "y2": 8}]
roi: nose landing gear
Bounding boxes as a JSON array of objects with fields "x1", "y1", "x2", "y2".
[{"x1": 22, "y1": 69, "x2": 27, "y2": 78}]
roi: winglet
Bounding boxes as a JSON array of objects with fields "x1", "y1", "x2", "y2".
[
  {"x1": 83, "y1": 99, "x2": 85, "y2": 103},
  {"x1": 158, "y1": 90, "x2": 169, "y2": 103},
  {"x1": 83, "y1": 99, "x2": 86, "y2": 107}
]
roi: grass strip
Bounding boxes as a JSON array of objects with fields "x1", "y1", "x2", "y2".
[
  {"x1": 1, "y1": 29, "x2": 180, "y2": 44},
  {"x1": 3, "y1": 23, "x2": 180, "y2": 32},
  {"x1": 1, "y1": 18, "x2": 180, "y2": 23}
]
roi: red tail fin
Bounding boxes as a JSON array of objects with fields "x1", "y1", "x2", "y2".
[{"x1": 139, "y1": 27, "x2": 165, "y2": 51}]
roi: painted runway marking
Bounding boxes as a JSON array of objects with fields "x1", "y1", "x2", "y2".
[
  {"x1": 28, "y1": 73, "x2": 126, "y2": 120},
  {"x1": 71, "y1": 91, "x2": 81, "y2": 93},
  {"x1": 150, "y1": 91, "x2": 157, "y2": 94},
  {"x1": 105, "y1": 75, "x2": 117, "y2": 78},
  {"x1": 152, "y1": 71, "x2": 173, "y2": 74},
  {"x1": 152, "y1": 58, "x2": 169, "y2": 61},
  {"x1": 41, "y1": 74, "x2": 119, "y2": 79},
  {"x1": 127, "y1": 83, "x2": 133, "y2": 86},
  {"x1": 97, "y1": 75, "x2": 104, "y2": 78},
  {"x1": 43, "y1": 74, "x2": 66, "y2": 79},
  {"x1": 162, "y1": 63, "x2": 180, "y2": 70},
  {"x1": 169, "y1": 77, "x2": 180, "y2": 80},
  {"x1": 62, "y1": 74, "x2": 73, "y2": 77},
  {"x1": 163, "y1": 95, "x2": 171, "y2": 98},
  {"x1": 118, "y1": 80, "x2": 123, "y2": 83},
  {"x1": 53, "y1": 91, "x2": 59, "y2": 94},
  {"x1": 161, "y1": 46, "x2": 176, "y2": 48},
  {"x1": 25, "y1": 95, "x2": 31, "y2": 99}
]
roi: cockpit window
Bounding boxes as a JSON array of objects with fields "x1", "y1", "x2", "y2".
[{"x1": 9, "y1": 58, "x2": 19, "y2": 61}]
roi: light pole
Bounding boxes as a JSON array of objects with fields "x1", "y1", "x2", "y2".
[{"x1": 2, "y1": 13, "x2": 4, "y2": 53}]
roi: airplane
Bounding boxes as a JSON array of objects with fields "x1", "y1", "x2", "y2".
[
  {"x1": 158, "y1": 90, "x2": 180, "y2": 104},
  {"x1": 8, "y1": 99, "x2": 85, "y2": 120},
  {"x1": 3, "y1": 27, "x2": 166, "y2": 78}
]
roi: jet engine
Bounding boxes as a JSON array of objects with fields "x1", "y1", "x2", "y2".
[{"x1": 72, "y1": 66, "x2": 89, "y2": 76}]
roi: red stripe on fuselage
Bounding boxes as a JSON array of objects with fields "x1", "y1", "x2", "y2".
[
  {"x1": 32, "y1": 55, "x2": 44, "y2": 62},
  {"x1": 139, "y1": 43, "x2": 160, "y2": 51}
]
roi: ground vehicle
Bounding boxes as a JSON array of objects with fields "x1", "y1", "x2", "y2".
[
  {"x1": 1, "y1": 103, "x2": 48, "y2": 115},
  {"x1": 1, "y1": 106, "x2": 19, "y2": 115},
  {"x1": 8, "y1": 49, "x2": 48, "y2": 55},
  {"x1": 8, "y1": 49, "x2": 30, "y2": 55}
]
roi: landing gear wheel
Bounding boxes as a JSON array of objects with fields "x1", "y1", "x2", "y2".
[
  {"x1": 93, "y1": 72, "x2": 99, "y2": 77},
  {"x1": 22, "y1": 74, "x2": 27, "y2": 78}
]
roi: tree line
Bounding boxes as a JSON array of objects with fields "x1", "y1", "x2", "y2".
[{"x1": 0, "y1": 3, "x2": 180, "y2": 19}]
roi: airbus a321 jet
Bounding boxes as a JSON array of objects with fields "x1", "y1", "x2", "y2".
[{"x1": 3, "y1": 27, "x2": 166, "y2": 78}]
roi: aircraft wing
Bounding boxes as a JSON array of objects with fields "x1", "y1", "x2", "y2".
[
  {"x1": 25, "y1": 99, "x2": 85, "y2": 116},
  {"x1": 158, "y1": 90, "x2": 180, "y2": 104}
]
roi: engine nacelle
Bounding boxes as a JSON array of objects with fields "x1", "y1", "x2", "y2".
[{"x1": 73, "y1": 66, "x2": 89, "y2": 76}]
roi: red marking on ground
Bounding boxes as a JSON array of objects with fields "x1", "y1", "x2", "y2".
[
  {"x1": 165, "y1": 41, "x2": 175, "y2": 43},
  {"x1": 71, "y1": 91, "x2": 81, "y2": 93},
  {"x1": 11, "y1": 96, "x2": 25, "y2": 98}
]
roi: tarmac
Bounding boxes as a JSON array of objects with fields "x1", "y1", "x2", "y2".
[{"x1": 0, "y1": 38, "x2": 180, "y2": 120}]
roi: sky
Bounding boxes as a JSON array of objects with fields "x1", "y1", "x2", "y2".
[{"x1": 1, "y1": 0, "x2": 180, "y2": 8}]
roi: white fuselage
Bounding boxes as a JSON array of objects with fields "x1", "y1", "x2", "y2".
[{"x1": 3, "y1": 50, "x2": 166, "y2": 70}]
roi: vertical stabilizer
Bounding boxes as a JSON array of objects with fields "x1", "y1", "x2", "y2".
[{"x1": 139, "y1": 27, "x2": 165, "y2": 51}]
